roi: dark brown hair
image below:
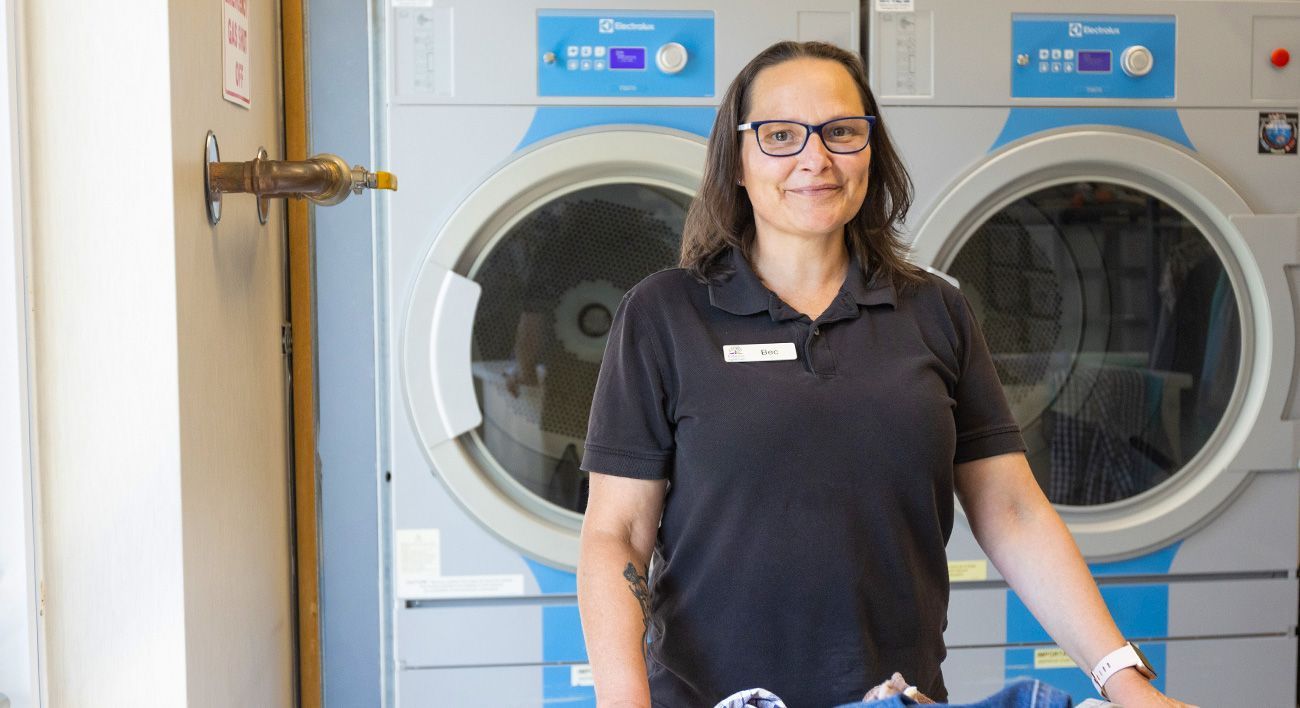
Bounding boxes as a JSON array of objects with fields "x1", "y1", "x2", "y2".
[{"x1": 679, "y1": 41, "x2": 924, "y2": 290}]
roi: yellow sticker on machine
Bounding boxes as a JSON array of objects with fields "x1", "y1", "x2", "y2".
[
  {"x1": 946, "y1": 560, "x2": 988, "y2": 582},
  {"x1": 1034, "y1": 648, "x2": 1078, "y2": 669}
]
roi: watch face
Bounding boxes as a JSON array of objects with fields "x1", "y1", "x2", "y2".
[{"x1": 1130, "y1": 642, "x2": 1158, "y2": 679}]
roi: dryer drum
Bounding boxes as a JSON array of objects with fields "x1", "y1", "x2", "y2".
[
  {"x1": 948, "y1": 181, "x2": 1241, "y2": 507},
  {"x1": 468, "y1": 183, "x2": 689, "y2": 514}
]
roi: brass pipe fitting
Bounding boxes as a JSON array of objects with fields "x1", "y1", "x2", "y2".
[{"x1": 204, "y1": 131, "x2": 396, "y2": 225}]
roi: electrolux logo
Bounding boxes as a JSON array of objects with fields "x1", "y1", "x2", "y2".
[
  {"x1": 1068, "y1": 21, "x2": 1120, "y2": 37},
  {"x1": 598, "y1": 18, "x2": 656, "y2": 32}
]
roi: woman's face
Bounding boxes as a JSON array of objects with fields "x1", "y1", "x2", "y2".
[{"x1": 739, "y1": 58, "x2": 872, "y2": 245}]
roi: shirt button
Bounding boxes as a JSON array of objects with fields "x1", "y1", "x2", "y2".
[{"x1": 812, "y1": 327, "x2": 821, "y2": 336}]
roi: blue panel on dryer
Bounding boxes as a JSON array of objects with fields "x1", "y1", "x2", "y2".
[
  {"x1": 1007, "y1": 584, "x2": 1168, "y2": 644},
  {"x1": 538, "y1": 11, "x2": 714, "y2": 97},
  {"x1": 1011, "y1": 14, "x2": 1175, "y2": 99}
]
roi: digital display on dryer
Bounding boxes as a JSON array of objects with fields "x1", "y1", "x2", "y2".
[
  {"x1": 609, "y1": 47, "x2": 646, "y2": 70},
  {"x1": 1077, "y1": 50, "x2": 1112, "y2": 73}
]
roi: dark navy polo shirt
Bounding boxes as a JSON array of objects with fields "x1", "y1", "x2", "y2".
[{"x1": 582, "y1": 247, "x2": 1025, "y2": 708}]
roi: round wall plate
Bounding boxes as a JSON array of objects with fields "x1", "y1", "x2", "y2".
[{"x1": 204, "y1": 131, "x2": 221, "y2": 225}]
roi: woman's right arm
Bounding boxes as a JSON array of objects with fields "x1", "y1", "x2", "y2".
[{"x1": 578, "y1": 471, "x2": 668, "y2": 708}]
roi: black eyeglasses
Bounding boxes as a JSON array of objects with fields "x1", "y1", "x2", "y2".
[{"x1": 736, "y1": 116, "x2": 876, "y2": 157}]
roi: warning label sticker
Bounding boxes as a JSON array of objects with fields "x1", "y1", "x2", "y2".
[{"x1": 1034, "y1": 648, "x2": 1078, "y2": 669}]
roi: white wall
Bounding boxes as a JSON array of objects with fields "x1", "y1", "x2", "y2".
[
  {"x1": 23, "y1": 0, "x2": 188, "y2": 704},
  {"x1": 1, "y1": 0, "x2": 39, "y2": 705}
]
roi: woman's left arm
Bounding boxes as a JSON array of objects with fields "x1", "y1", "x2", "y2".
[{"x1": 954, "y1": 451, "x2": 1195, "y2": 708}]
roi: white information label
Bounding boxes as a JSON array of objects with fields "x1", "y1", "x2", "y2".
[
  {"x1": 222, "y1": 0, "x2": 252, "y2": 107},
  {"x1": 396, "y1": 528, "x2": 442, "y2": 597},
  {"x1": 875, "y1": 0, "x2": 915, "y2": 11},
  {"x1": 722, "y1": 342, "x2": 797, "y2": 363},
  {"x1": 417, "y1": 574, "x2": 526, "y2": 599},
  {"x1": 570, "y1": 664, "x2": 595, "y2": 687},
  {"x1": 396, "y1": 528, "x2": 527, "y2": 599}
]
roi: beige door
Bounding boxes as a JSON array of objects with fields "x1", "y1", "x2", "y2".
[{"x1": 171, "y1": 1, "x2": 296, "y2": 705}]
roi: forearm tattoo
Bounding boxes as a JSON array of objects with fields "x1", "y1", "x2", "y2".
[{"x1": 623, "y1": 562, "x2": 651, "y2": 657}]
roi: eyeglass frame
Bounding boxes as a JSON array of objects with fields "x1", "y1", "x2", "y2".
[{"x1": 736, "y1": 116, "x2": 877, "y2": 157}]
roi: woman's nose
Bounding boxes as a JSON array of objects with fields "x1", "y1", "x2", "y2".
[{"x1": 797, "y1": 131, "x2": 834, "y2": 168}]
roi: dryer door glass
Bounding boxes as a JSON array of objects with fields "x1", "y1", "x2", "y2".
[
  {"x1": 948, "y1": 181, "x2": 1241, "y2": 506},
  {"x1": 466, "y1": 183, "x2": 688, "y2": 516}
]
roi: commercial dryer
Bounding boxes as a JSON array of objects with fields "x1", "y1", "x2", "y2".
[
  {"x1": 383, "y1": 2, "x2": 859, "y2": 705},
  {"x1": 867, "y1": 1, "x2": 1300, "y2": 704}
]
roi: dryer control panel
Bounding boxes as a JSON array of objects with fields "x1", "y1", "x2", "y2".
[
  {"x1": 537, "y1": 11, "x2": 714, "y2": 97},
  {"x1": 1011, "y1": 14, "x2": 1175, "y2": 99}
]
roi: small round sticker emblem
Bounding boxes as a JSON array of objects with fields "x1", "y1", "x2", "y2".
[{"x1": 1259, "y1": 112, "x2": 1298, "y2": 154}]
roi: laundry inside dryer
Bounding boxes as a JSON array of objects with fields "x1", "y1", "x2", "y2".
[
  {"x1": 949, "y1": 181, "x2": 1240, "y2": 506},
  {"x1": 466, "y1": 183, "x2": 689, "y2": 514}
]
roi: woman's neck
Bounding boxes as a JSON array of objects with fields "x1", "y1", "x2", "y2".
[{"x1": 749, "y1": 232, "x2": 850, "y2": 319}]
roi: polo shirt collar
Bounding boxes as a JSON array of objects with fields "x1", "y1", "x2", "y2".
[{"x1": 707, "y1": 246, "x2": 897, "y2": 320}]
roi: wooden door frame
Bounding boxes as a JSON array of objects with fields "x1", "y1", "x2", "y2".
[{"x1": 280, "y1": 2, "x2": 321, "y2": 706}]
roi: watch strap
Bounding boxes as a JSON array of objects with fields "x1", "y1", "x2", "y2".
[{"x1": 1090, "y1": 642, "x2": 1156, "y2": 698}]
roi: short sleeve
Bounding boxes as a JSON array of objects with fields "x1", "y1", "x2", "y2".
[
  {"x1": 580, "y1": 293, "x2": 675, "y2": 479},
  {"x1": 949, "y1": 290, "x2": 1027, "y2": 463}
]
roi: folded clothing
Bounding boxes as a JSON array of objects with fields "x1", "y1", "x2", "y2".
[{"x1": 713, "y1": 677, "x2": 1073, "y2": 708}]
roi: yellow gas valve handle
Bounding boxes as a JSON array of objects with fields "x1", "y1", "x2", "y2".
[{"x1": 370, "y1": 171, "x2": 398, "y2": 192}]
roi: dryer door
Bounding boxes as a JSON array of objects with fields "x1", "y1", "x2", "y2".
[
  {"x1": 909, "y1": 129, "x2": 1298, "y2": 560},
  {"x1": 403, "y1": 127, "x2": 705, "y2": 570}
]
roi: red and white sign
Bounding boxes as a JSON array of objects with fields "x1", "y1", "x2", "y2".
[{"x1": 222, "y1": 0, "x2": 251, "y2": 108}]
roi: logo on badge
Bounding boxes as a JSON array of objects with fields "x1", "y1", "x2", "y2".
[
  {"x1": 1259, "y1": 112, "x2": 1298, "y2": 155},
  {"x1": 598, "y1": 18, "x2": 615, "y2": 33},
  {"x1": 725, "y1": 345, "x2": 744, "y2": 362}
]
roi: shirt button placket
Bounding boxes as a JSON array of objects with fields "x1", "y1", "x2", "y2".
[{"x1": 806, "y1": 325, "x2": 821, "y2": 375}]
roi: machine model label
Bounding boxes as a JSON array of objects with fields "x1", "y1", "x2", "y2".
[
  {"x1": 1259, "y1": 112, "x2": 1298, "y2": 154},
  {"x1": 538, "y1": 11, "x2": 714, "y2": 97},
  {"x1": 1011, "y1": 14, "x2": 1175, "y2": 99}
]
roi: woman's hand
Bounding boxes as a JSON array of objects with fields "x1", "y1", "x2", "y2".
[{"x1": 1102, "y1": 669, "x2": 1198, "y2": 707}]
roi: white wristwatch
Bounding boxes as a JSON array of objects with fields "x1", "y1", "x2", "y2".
[{"x1": 1090, "y1": 642, "x2": 1157, "y2": 699}]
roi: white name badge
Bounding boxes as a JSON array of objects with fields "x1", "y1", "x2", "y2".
[{"x1": 722, "y1": 342, "x2": 797, "y2": 363}]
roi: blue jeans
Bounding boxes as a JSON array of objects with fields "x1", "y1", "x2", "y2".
[{"x1": 833, "y1": 679, "x2": 1073, "y2": 708}]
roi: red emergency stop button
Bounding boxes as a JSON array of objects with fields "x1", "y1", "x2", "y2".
[{"x1": 1271, "y1": 48, "x2": 1290, "y2": 68}]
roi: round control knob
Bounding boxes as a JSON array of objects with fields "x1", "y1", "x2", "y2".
[
  {"x1": 1271, "y1": 48, "x2": 1290, "y2": 68},
  {"x1": 656, "y1": 42, "x2": 688, "y2": 74},
  {"x1": 1121, "y1": 45, "x2": 1154, "y2": 77},
  {"x1": 542, "y1": 51, "x2": 557, "y2": 65}
]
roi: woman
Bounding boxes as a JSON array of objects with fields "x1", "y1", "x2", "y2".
[{"x1": 577, "y1": 41, "x2": 1192, "y2": 708}]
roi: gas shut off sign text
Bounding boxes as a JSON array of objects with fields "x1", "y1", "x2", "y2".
[{"x1": 223, "y1": 0, "x2": 251, "y2": 108}]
